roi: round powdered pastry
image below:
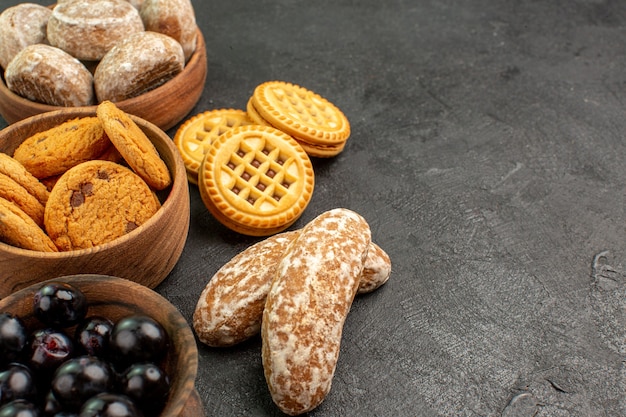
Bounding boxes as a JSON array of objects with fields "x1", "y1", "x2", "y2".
[
  {"x1": 198, "y1": 125, "x2": 314, "y2": 236},
  {"x1": 97, "y1": 101, "x2": 171, "y2": 190},
  {"x1": 140, "y1": 0, "x2": 198, "y2": 61},
  {"x1": 12, "y1": 117, "x2": 110, "y2": 179},
  {"x1": 126, "y1": 0, "x2": 144, "y2": 8},
  {"x1": 250, "y1": 81, "x2": 351, "y2": 157},
  {"x1": 44, "y1": 160, "x2": 159, "y2": 251},
  {"x1": 174, "y1": 109, "x2": 254, "y2": 184},
  {"x1": 94, "y1": 31, "x2": 185, "y2": 103},
  {"x1": 0, "y1": 3, "x2": 52, "y2": 69},
  {"x1": 5, "y1": 44, "x2": 95, "y2": 107},
  {"x1": 0, "y1": 197, "x2": 57, "y2": 252},
  {"x1": 47, "y1": 0, "x2": 145, "y2": 61}
]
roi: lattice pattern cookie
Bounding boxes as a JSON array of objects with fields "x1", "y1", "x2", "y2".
[
  {"x1": 174, "y1": 109, "x2": 253, "y2": 184},
  {"x1": 198, "y1": 125, "x2": 314, "y2": 236}
]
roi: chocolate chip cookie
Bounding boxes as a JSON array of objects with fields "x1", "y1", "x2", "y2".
[{"x1": 44, "y1": 160, "x2": 159, "y2": 251}]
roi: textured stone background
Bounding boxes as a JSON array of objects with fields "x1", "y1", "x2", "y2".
[{"x1": 1, "y1": 0, "x2": 625, "y2": 415}]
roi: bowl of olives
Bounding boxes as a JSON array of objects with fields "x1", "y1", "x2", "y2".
[{"x1": 0, "y1": 274, "x2": 201, "y2": 417}]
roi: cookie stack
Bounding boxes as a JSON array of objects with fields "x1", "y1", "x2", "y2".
[
  {"x1": 0, "y1": 102, "x2": 171, "y2": 252},
  {"x1": 246, "y1": 81, "x2": 351, "y2": 158},
  {"x1": 174, "y1": 80, "x2": 352, "y2": 236}
]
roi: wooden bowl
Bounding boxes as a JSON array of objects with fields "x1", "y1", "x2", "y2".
[
  {"x1": 0, "y1": 108, "x2": 190, "y2": 299},
  {"x1": 0, "y1": 274, "x2": 199, "y2": 417},
  {"x1": 0, "y1": 30, "x2": 207, "y2": 131}
]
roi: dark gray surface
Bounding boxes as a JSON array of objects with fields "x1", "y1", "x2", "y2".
[{"x1": 1, "y1": 0, "x2": 626, "y2": 415}]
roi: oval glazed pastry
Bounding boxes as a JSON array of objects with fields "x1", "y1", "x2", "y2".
[
  {"x1": 261, "y1": 208, "x2": 371, "y2": 415},
  {"x1": 193, "y1": 230, "x2": 300, "y2": 347},
  {"x1": 193, "y1": 230, "x2": 390, "y2": 347}
]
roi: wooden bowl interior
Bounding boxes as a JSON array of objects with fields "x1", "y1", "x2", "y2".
[
  {"x1": 0, "y1": 30, "x2": 207, "y2": 131},
  {"x1": 0, "y1": 109, "x2": 190, "y2": 298},
  {"x1": 0, "y1": 275, "x2": 198, "y2": 417}
]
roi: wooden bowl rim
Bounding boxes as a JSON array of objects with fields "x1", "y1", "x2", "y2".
[
  {"x1": 0, "y1": 274, "x2": 198, "y2": 417},
  {"x1": 0, "y1": 29, "x2": 206, "y2": 122},
  {"x1": 0, "y1": 108, "x2": 188, "y2": 258}
]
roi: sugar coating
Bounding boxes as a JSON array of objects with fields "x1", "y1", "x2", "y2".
[
  {"x1": 48, "y1": 0, "x2": 144, "y2": 61},
  {"x1": 94, "y1": 31, "x2": 184, "y2": 102},
  {"x1": 140, "y1": 0, "x2": 198, "y2": 61},
  {"x1": 193, "y1": 231, "x2": 298, "y2": 347},
  {"x1": 193, "y1": 229, "x2": 391, "y2": 348},
  {"x1": 0, "y1": 3, "x2": 51, "y2": 69},
  {"x1": 5, "y1": 44, "x2": 94, "y2": 107},
  {"x1": 261, "y1": 208, "x2": 371, "y2": 415},
  {"x1": 358, "y1": 242, "x2": 392, "y2": 294}
]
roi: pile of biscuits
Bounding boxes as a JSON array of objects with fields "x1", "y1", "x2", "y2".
[
  {"x1": 174, "y1": 80, "x2": 351, "y2": 236},
  {"x1": 0, "y1": 0, "x2": 197, "y2": 106},
  {"x1": 193, "y1": 208, "x2": 391, "y2": 415},
  {"x1": 0, "y1": 101, "x2": 171, "y2": 252}
]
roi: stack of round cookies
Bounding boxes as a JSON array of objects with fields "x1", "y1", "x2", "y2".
[
  {"x1": 246, "y1": 81, "x2": 351, "y2": 158},
  {"x1": 174, "y1": 80, "x2": 352, "y2": 236}
]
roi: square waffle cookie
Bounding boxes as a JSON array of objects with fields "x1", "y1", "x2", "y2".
[
  {"x1": 174, "y1": 109, "x2": 254, "y2": 184},
  {"x1": 198, "y1": 125, "x2": 314, "y2": 236},
  {"x1": 248, "y1": 81, "x2": 351, "y2": 158}
]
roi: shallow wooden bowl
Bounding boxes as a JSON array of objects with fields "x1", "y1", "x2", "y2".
[
  {"x1": 0, "y1": 274, "x2": 199, "y2": 417},
  {"x1": 0, "y1": 30, "x2": 207, "y2": 131},
  {"x1": 0, "y1": 108, "x2": 190, "y2": 299}
]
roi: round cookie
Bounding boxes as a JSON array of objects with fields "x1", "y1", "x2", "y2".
[
  {"x1": 44, "y1": 160, "x2": 159, "y2": 251},
  {"x1": 198, "y1": 124, "x2": 314, "y2": 236},
  {"x1": 94, "y1": 31, "x2": 185, "y2": 103},
  {"x1": 249, "y1": 81, "x2": 351, "y2": 157},
  {"x1": 0, "y1": 173, "x2": 45, "y2": 227},
  {"x1": 0, "y1": 197, "x2": 57, "y2": 252},
  {"x1": 12, "y1": 117, "x2": 110, "y2": 179},
  {"x1": 246, "y1": 98, "x2": 270, "y2": 127},
  {"x1": 47, "y1": 0, "x2": 145, "y2": 61},
  {"x1": 0, "y1": 153, "x2": 49, "y2": 206},
  {"x1": 0, "y1": 3, "x2": 52, "y2": 69},
  {"x1": 140, "y1": 0, "x2": 198, "y2": 61},
  {"x1": 96, "y1": 101, "x2": 171, "y2": 190},
  {"x1": 5, "y1": 44, "x2": 95, "y2": 107},
  {"x1": 174, "y1": 109, "x2": 254, "y2": 184}
]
